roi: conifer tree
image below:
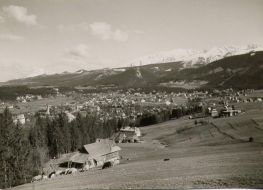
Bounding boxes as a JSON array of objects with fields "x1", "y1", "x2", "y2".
[
  {"x1": 0, "y1": 108, "x2": 15, "y2": 188},
  {"x1": 0, "y1": 108, "x2": 37, "y2": 188}
]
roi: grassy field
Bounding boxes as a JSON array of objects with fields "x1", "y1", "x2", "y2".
[{"x1": 11, "y1": 102, "x2": 263, "y2": 189}]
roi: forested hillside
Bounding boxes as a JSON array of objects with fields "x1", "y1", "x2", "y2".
[
  {"x1": 0, "y1": 110, "x2": 121, "y2": 188},
  {"x1": 0, "y1": 102, "x2": 203, "y2": 188}
]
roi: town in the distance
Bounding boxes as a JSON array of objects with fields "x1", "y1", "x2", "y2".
[
  {"x1": 1, "y1": 0, "x2": 263, "y2": 188},
  {"x1": 1, "y1": 48, "x2": 263, "y2": 189}
]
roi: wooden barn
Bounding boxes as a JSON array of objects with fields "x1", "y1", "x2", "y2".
[
  {"x1": 59, "y1": 139, "x2": 121, "y2": 169},
  {"x1": 114, "y1": 131, "x2": 140, "y2": 143}
]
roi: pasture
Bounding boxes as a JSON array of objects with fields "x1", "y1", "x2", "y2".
[{"x1": 11, "y1": 102, "x2": 263, "y2": 189}]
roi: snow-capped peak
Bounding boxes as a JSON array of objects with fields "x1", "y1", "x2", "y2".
[
  {"x1": 129, "y1": 44, "x2": 263, "y2": 67},
  {"x1": 130, "y1": 49, "x2": 200, "y2": 66}
]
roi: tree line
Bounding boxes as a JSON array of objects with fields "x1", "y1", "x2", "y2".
[
  {"x1": 0, "y1": 108, "x2": 38, "y2": 188},
  {"x1": 138, "y1": 104, "x2": 203, "y2": 126},
  {"x1": 29, "y1": 112, "x2": 122, "y2": 159},
  {"x1": 0, "y1": 86, "x2": 56, "y2": 101}
]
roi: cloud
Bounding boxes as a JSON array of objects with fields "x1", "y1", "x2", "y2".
[
  {"x1": 90, "y1": 22, "x2": 112, "y2": 40},
  {"x1": 53, "y1": 43, "x2": 100, "y2": 72},
  {"x1": 2, "y1": 5, "x2": 37, "y2": 26},
  {"x1": 57, "y1": 21, "x2": 129, "y2": 42},
  {"x1": 90, "y1": 22, "x2": 129, "y2": 42},
  {"x1": 0, "y1": 33, "x2": 24, "y2": 41},
  {"x1": 65, "y1": 44, "x2": 90, "y2": 59},
  {"x1": 57, "y1": 22, "x2": 89, "y2": 32}
]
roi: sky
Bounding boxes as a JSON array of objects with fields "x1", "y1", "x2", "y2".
[{"x1": 0, "y1": 0, "x2": 262, "y2": 82}]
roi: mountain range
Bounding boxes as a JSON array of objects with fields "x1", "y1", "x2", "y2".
[
  {"x1": 2, "y1": 45, "x2": 263, "y2": 90},
  {"x1": 129, "y1": 44, "x2": 263, "y2": 67}
]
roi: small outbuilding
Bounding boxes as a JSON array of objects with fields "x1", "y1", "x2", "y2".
[
  {"x1": 120, "y1": 126, "x2": 141, "y2": 137},
  {"x1": 114, "y1": 127, "x2": 141, "y2": 143}
]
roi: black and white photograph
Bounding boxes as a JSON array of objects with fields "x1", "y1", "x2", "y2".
[{"x1": 0, "y1": 0, "x2": 263, "y2": 189}]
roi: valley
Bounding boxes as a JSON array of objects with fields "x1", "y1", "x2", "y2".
[{"x1": 1, "y1": 1, "x2": 262, "y2": 189}]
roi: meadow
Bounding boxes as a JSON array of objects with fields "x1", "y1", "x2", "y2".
[{"x1": 12, "y1": 101, "x2": 263, "y2": 189}]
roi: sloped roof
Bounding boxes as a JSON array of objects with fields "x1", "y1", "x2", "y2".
[
  {"x1": 57, "y1": 152, "x2": 79, "y2": 166},
  {"x1": 70, "y1": 152, "x2": 90, "y2": 164},
  {"x1": 120, "y1": 131, "x2": 136, "y2": 137},
  {"x1": 111, "y1": 145, "x2": 121, "y2": 152},
  {"x1": 120, "y1": 126, "x2": 135, "y2": 132},
  {"x1": 83, "y1": 139, "x2": 121, "y2": 158},
  {"x1": 83, "y1": 140, "x2": 112, "y2": 158}
]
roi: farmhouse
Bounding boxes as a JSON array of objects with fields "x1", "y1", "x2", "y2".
[
  {"x1": 220, "y1": 106, "x2": 241, "y2": 117},
  {"x1": 112, "y1": 126, "x2": 141, "y2": 143},
  {"x1": 59, "y1": 152, "x2": 91, "y2": 169},
  {"x1": 211, "y1": 108, "x2": 219, "y2": 118},
  {"x1": 120, "y1": 126, "x2": 141, "y2": 137},
  {"x1": 13, "y1": 114, "x2": 26, "y2": 125},
  {"x1": 114, "y1": 131, "x2": 140, "y2": 143},
  {"x1": 59, "y1": 139, "x2": 121, "y2": 169}
]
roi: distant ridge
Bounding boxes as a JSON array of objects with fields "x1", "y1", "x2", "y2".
[
  {"x1": 1, "y1": 49, "x2": 263, "y2": 90},
  {"x1": 161, "y1": 51, "x2": 263, "y2": 89},
  {"x1": 129, "y1": 44, "x2": 263, "y2": 67}
]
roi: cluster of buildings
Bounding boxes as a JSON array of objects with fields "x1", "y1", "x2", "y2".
[
  {"x1": 223, "y1": 96, "x2": 262, "y2": 104},
  {"x1": 16, "y1": 94, "x2": 43, "y2": 103},
  {"x1": 207, "y1": 105, "x2": 242, "y2": 118},
  {"x1": 189, "y1": 89, "x2": 263, "y2": 119},
  {"x1": 26, "y1": 91, "x2": 188, "y2": 124},
  {"x1": 2, "y1": 88, "x2": 262, "y2": 128}
]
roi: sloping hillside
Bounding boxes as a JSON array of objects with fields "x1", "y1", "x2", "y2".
[
  {"x1": 12, "y1": 102, "x2": 263, "y2": 189},
  {"x1": 98, "y1": 67, "x2": 159, "y2": 87},
  {"x1": 161, "y1": 51, "x2": 263, "y2": 89},
  {"x1": 1, "y1": 62, "x2": 184, "y2": 88},
  {"x1": 2, "y1": 69, "x2": 122, "y2": 87}
]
